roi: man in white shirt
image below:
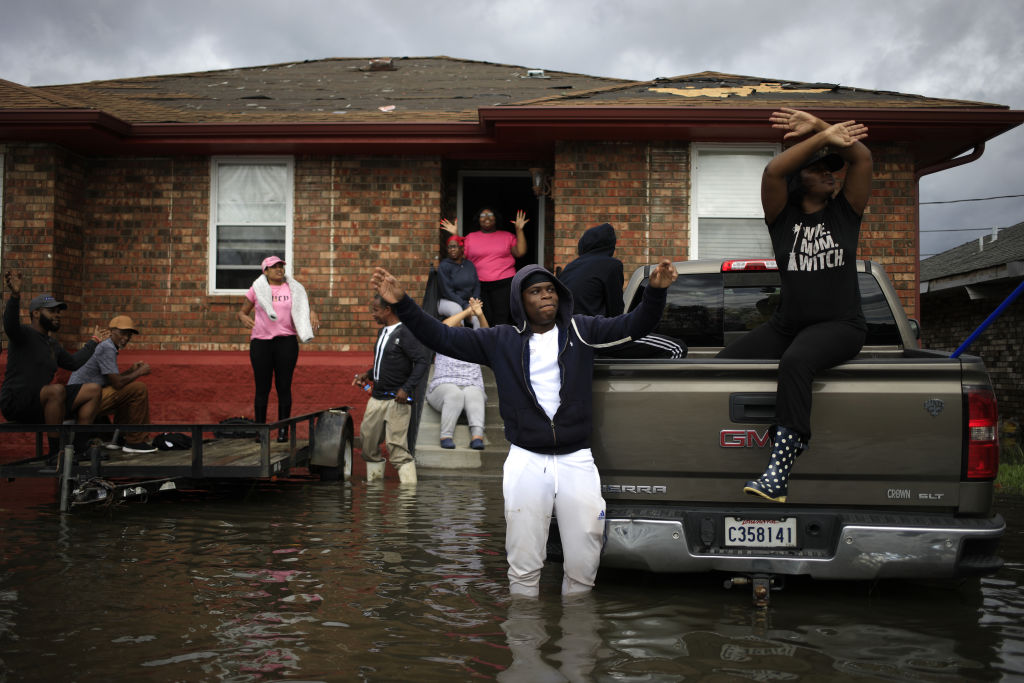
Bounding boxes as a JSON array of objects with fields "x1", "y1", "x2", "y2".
[{"x1": 372, "y1": 259, "x2": 677, "y2": 596}]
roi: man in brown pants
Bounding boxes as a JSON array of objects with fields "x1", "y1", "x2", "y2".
[{"x1": 69, "y1": 315, "x2": 156, "y2": 453}]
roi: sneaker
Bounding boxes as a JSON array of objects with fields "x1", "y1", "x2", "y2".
[
  {"x1": 470, "y1": 438, "x2": 485, "y2": 450},
  {"x1": 123, "y1": 441, "x2": 158, "y2": 454},
  {"x1": 440, "y1": 438, "x2": 455, "y2": 449}
]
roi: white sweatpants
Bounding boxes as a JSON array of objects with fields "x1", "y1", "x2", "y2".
[{"x1": 503, "y1": 445, "x2": 607, "y2": 597}]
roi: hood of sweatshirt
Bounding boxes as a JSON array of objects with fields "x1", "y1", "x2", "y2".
[
  {"x1": 509, "y1": 264, "x2": 574, "y2": 333},
  {"x1": 576, "y1": 222, "x2": 617, "y2": 257}
]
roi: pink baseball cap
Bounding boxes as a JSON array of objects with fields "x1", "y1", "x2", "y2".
[{"x1": 261, "y1": 255, "x2": 286, "y2": 271}]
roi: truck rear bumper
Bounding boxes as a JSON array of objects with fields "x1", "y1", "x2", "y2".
[{"x1": 601, "y1": 512, "x2": 1005, "y2": 580}]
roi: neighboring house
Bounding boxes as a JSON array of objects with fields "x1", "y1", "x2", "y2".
[
  {"x1": 920, "y1": 222, "x2": 1024, "y2": 425},
  {"x1": 1, "y1": 56, "x2": 1022, "y2": 354}
]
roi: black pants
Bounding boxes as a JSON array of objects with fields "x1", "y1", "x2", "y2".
[
  {"x1": 717, "y1": 320, "x2": 865, "y2": 442},
  {"x1": 249, "y1": 335, "x2": 299, "y2": 424},
  {"x1": 480, "y1": 277, "x2": 513, "y2": 326}
]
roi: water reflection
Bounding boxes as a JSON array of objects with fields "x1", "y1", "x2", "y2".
[{"x1": 0, "y1": 479, "x2": 1021, "y2": 681}]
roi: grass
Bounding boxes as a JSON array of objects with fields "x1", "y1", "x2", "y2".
[
  {"x1": 995, "y1": 436, "x2": 1024, "y2": 495},
  {"x1": 996, "y1": 461, "x2": 1024, "y2": 496}
]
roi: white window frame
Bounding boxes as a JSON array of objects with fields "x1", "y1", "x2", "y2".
[
  {"x1": 689, "y1": 143, "x2": 779, "y2": 260},
  {"x1": 208, "y1": 156, "x2": 294, "y2": 295}
]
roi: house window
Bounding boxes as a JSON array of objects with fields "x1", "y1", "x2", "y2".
[
  {"x1": 209, "y1": 157, "x2": 293, "y2": 293},
  {"x1": 691, "y1": 145, "x2": 777, "y2": 260}
]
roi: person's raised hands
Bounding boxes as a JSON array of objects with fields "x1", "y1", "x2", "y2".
[
  {"x1": 371, "y1": 267, "x2": 406, "y2": 304},
  {"x1": 821, "y1": 120, "x2": 869, "y2": 149},
  {"x1": 440, "y1": 218, "x2": 458, "y2": 235},
  {"x1": 4, "y1": 270, "x2": 22, "y2": 295},
  {"x1": 511, "y1": 210, "x2": 530, "y2": 231},
  {"x1": 769, "y1": 107, "x2": 824, "y2": 140},
  {"x1": 648, "y1": 259, "x2": 678, "y2": 289}
]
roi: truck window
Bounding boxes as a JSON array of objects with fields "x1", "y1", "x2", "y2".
[{"x1": 632, "y1": 270, "x2": 901, "y2": 348}]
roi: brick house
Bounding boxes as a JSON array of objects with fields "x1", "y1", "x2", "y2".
[
  {"x1": 1, "y1": 56, "x2": 1022, "y2": 426},
  {"x1": 921, "y1": 222, "x2": 1024, "y2": 428}
]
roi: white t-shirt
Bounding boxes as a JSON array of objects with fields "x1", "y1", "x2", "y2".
[{"x1": 529, "y1": 327, "x2": 561, "y2": 419}]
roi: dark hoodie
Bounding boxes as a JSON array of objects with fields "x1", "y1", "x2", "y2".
[
  {"x1": 557, "y1": 223, "x2": 624, "y2": 317},
  {"x1": 393, "y1": 263, "x2": 667, "y2": 454}
]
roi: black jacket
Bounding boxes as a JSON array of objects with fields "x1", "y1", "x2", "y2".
[
  {"x1": 557, "y1": 222, "x2": 624, "y2": 317},
  {"x1": 366, "y1": 323, "x2": 431, "y2": 400},
  {"x1": 1, "y1": 295, "x2": 98, "y2": 416},
  {"x1": 393, "y1": 263, "x2": 667, "y2": 454}
]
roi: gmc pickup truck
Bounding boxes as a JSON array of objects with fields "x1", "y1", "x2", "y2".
[{"x1": 592, "y1": 259, "x2": 1003, "y2": 602}]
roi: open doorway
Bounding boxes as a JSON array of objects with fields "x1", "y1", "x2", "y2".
[{"x1": 457, "y1": 171, "x2": 544, "y2": 270}]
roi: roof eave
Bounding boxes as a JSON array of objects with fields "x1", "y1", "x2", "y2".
[{"x1": 2, "y1": 106, "x2": 1022, "y2": 166}]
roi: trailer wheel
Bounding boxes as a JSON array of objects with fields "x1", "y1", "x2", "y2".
[{"x1": 309, "y1": 409, "x2": 353, "y2": 482}]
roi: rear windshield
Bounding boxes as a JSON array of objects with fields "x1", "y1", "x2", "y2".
[{"x1": 629, "y1": 271, "x2": 901, "y2": 348}]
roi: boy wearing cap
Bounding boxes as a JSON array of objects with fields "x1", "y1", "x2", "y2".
[
  {"x1": 69, "y1": 314, "x2": 156, "y2": 453},
  {"x1": 371, "y1": 259, "x2": 677, "y2": 597},
  {"x1": 1, "y1": 270, "x2": 107, "y2": 459}
]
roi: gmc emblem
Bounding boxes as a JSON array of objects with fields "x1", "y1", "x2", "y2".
[{"x1": 720, "y1": 429, "x2": 772, "y2": 448}]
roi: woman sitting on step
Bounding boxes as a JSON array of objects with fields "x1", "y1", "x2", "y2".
[{"x1": 426, "y1": 298, "x2": 488, "y2": 450}]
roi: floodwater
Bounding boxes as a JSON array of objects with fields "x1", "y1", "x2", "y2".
[{"x1": 0, "y1": 476, "x2": 1022, "y2": 682}]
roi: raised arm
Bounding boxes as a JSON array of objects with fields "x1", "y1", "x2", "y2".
[
  {"x1": 762, "y1": 108, "x2": 872, "y2": 221},
  {"x1": 372, "y1": 267, "x2": 492, "y2": 365},
  {"x1": 3, "y1": 271, "x2": 24, "y2": 341},
  {"x1": 510, "y1": 210, "x2": 529, "y2": 258}
]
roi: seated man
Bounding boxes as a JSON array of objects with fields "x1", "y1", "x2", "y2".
[
  {"x1": 1, "y1": 270, "x2": 105, "y2": 461},
  {"x1": 69, "y1": 314, "x2": 156, "y2": 453}
]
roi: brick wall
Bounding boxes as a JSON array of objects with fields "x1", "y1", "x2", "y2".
[
  {"x1": 2, "y1": 147, "x2": 442, "y2": 352},
  {"x1": 921, "y1": 281, "x2": 1024, "y2": 423},
  {"x1": 859, "y1": 143, "x2": 919, "y2": 319},
  {"x1": 552, "y1": 141, "x2": 690, "y2": 276},
  {"x1": 2, "y1": 144, "x2": 64, "y2": 303},
  {"x1": 2, "y1": 140, "x2": 921, "y2": 348}
]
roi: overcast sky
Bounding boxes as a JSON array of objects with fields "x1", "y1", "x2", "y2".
[{"x1": 3, "y1": 0, "x2": 1023, "y2": 257}]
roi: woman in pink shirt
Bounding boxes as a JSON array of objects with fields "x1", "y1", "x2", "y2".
[
  {"x1": 441, "y1": 207, "x2": 529, "y2": 325},
  {"x1": 237, "y1": 256, "x2": 320, "y2": 442}
]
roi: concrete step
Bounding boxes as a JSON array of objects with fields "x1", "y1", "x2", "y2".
[{"x1": 415, "y1": 363, "x2": 508, "y2": 473}]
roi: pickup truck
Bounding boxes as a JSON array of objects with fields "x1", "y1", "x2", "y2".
[{"x1": 591, "y1": 258, "x2": 1003, "y2": 601}]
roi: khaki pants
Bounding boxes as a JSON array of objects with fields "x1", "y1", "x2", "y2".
[
  {"x1": 100, "y1": 382, "x2": 150, "y2": 445},
  {"x1": 359, "y1": 397, "x2": 413, "y2": 467}
]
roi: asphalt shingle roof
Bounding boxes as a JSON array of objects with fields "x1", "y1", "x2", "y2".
[
  {"x1": 4, "y1": 59, "x2": 1008, "y2": 125},
  {"x1": 921, "y1": 221, "x2": 1024, "y2": 281},
  {"x1": 27, "y1": 56, "x2": 630, "y2": 124}
]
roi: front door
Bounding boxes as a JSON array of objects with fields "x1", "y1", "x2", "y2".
[{"x1": 458, "y1": 171, "x2": 544, "y2": 270}]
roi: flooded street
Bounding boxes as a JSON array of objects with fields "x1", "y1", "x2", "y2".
[{"x1": 0, "y1": 476, "x2": 1022, "y2": 681}]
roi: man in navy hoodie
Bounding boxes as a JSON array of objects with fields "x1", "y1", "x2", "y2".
[{"x1": 371, "y1": 258, "x2": 677, "y2": 597}]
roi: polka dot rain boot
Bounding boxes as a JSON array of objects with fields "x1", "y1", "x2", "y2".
[{"x1": 743, "y1": 426, "x2": 805, "y2": 503}]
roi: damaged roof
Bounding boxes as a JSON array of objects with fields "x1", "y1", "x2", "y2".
[
  {"x1": 1, "y1": 57, "x2": 1021, "y2": 164},
  {"x1": 22, "y1": 56, "x2": 629, "y2": 124},
  {"x1": 513, "y1": 71, "x2": 1002, "y2": 109}
]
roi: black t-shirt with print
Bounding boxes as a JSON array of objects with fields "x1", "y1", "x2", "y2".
[{"x1": 768, "y1": 192, "x2": 867, "y2": 333}]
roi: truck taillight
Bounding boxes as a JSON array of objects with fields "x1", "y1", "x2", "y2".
[
  {"x1": 721, "y1": 259, "x2": 778, "y2": 272},
  {"x1": 966, "y1": 388, "x2": 999, "y2": 480}
]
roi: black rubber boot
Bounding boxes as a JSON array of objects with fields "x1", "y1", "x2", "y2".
[{"x1": 743, "y1": 426, "x2": 805, "y2": 503}]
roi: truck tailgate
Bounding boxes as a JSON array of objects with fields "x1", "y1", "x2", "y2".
[{"x1": 591, "y1": 356, "x2": 967, "y2": 508}]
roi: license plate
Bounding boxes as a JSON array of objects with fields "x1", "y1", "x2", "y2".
[{"x1": 724, "y1": 517, "x2": 797, "y2": 548}]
